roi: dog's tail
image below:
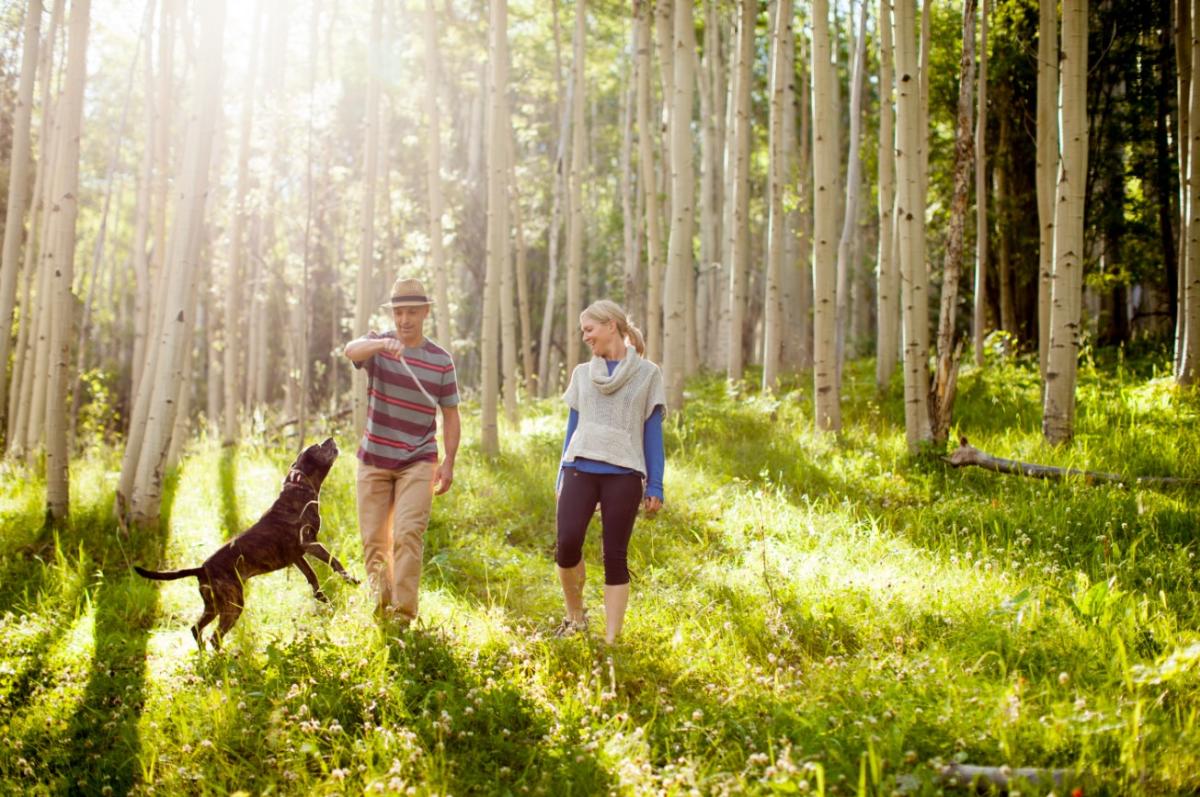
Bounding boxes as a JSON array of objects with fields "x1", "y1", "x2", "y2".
[{"x1": 134, "y1": 564, "x2": 204, "y2": 581}]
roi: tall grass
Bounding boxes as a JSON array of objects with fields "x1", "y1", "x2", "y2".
[{"x1": 1, "y1": 349, "x2": 1198, "y2": 795}]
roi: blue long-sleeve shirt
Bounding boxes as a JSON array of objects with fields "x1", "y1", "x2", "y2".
[{"x1": 559, "y1": 359, "x2": 665, "y2": 501}]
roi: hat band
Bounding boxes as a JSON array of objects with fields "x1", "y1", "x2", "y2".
[{"x1": 391, "y1": 294, "x2": 430, "y2": 304}]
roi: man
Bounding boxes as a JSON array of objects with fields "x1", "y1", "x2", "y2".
[{"x1": 344, "y1": 277, "x2": 460, "y2": 624}]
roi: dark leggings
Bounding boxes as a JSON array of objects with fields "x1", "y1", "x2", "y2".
[{"x1": 556, "y1": 469, "x2": 643, "y2": 585}]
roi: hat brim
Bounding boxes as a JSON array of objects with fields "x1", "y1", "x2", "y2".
[{"x1": 380, "y1": 299, "x2": 434, "y2": 308}]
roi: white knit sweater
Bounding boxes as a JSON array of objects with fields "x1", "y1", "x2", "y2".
[{"x1": 562, "y1": 346, "x2": 666, "y2": 476}]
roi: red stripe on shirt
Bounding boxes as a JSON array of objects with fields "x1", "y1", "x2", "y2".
[{"x1": 369, "y1": 388, "x2": 437, "y2": 415}]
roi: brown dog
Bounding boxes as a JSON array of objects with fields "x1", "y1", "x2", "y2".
[{"x1": 134, "y1": 437, "x2": 358, "y2": 649}]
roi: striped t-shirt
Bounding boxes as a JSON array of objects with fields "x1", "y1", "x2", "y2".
[{"x1": 354, "y1": 332, "x2": 459, "y2": 469}]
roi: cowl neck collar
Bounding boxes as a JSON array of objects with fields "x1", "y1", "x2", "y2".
[{"x1": 588, "y1": 345, "x2": 640, "y2": 395}]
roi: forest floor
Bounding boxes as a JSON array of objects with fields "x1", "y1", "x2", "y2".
[{"x1": 1, "y1": 344, "x2": 1199, "y2": 796}]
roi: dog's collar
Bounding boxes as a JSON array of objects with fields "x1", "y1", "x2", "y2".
[{"x1": 286, "y1": 468, "x2": 319, "y2": 494}]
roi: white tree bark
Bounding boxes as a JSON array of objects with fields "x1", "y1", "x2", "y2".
[
  {"x1": 835, "y1": 0, "x2": 868, "y2": 382},
  {"x1": 480, "y1": 0, "x2": 508, "y2": 456},
  {"x1": 635, "y1": 0, "x2": 663, "y2": 366},
  {"x1": 44, "y1": 0, "x2": 90, "y2": 520},
  {"x1": 0, "y1": 0, "x2": 43, "y2": 436},
  {"x1": 126, "y1": 0, "x2": 225, "y2": 527},
  {"x1": 353, "y1": 0, "x2": 383, "y2": 435},
  {"x1": 424, "y1": 0, "x2": 451, "y2": 351},
  {"x1": 564, "y1": 0, "x2": 586, "y2": 374},
  {"x1": 1179, "y1": 0, "x2": 1200, "y2": 383},
  {"x1": 762, "y1": 0, "x2": 792, "y2": 393},
  {"x1": 663, "y1": 0, "x2": 695, "y2": 409},
  {"x1": 537, "y1": 0, "x2": 568, "y2": 395},
  {"x1": 726, "y1": 0, "x2": 756, "y2": 381},
  {"x1": 812, "y1": 0, "x2": 840, "y2": 431},
  {"x1": 1036, "y1": 0, "x2": 1057, "y2": 376},
  {"x1": 895, "y1": 0, "x2": 932, "y2": 449},
  {"x1": 875, "y1": 0, "x2": 898, "y2": 390},
  {"x1": 1042, "y1": 0, "x2": 1088, "y2": 442},
  {"x1": 7, "y1": 0, "x2": 63, "y2": 457},
  {"x1": 972, "y1": 0, "x2": 990, "y2": 366},
  {"x1": 1176, "y1": 0, "x2": 1191, "y2": 375},
  {"x1": 499, "y1": 82, "x2": 518, "y2": 423}
]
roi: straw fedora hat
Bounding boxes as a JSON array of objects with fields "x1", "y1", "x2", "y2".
[{"x1": 381, "y1": 277, "x2": 434, "y2": 308}]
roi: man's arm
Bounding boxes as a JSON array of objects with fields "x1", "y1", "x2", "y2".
[
  {"x1": 433, "y1": 405, "x2": 460, "y2": 495},
  {"x1": 344, "y1": 334, "x2": 401, "y2": 364}
]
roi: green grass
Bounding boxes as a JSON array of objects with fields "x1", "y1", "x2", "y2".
[{"x1": 2, "y1": 349, "x2": 1199, "y2": 795}]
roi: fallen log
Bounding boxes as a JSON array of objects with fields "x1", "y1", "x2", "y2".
[{"x1": 946, "y1": 437, "x2": 1199, "y2": 488}]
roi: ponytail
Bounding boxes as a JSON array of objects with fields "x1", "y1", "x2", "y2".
[{"x1": 581, "y1": 299, "x2": 645, "y2": 356}]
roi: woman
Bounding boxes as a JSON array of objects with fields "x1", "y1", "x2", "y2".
[{"x1": 555, "y1": 300, "x2": 666, "y2": 643}]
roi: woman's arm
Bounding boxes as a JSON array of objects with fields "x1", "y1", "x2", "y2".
[{"x1": 643, "y1": 406, "x2": 664, "y2": 505}]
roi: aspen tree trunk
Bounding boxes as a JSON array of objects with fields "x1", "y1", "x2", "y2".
[
  {"x1": 684, "y1": 46, "x2": 700, "y2": 379},
  {"x1": 511, "y1": 144, "x2": 535, "y2": 396},
  {"x1": 353, "y1": 0, "x2": 383, "y2": 435},
  {"x1": 994, "y1": 111, "x2": 1016, "y2": 334},
  {"x1": 129, "y1": 2, "x2": 154, "y2": 407},
  {"x1": 812, "y1": 0, "x2": 841, "y2": 431},
  {"x1": 726, "y1": 0, "x2": 756, "y2": 381},
  {"x1": 44, "y1": 0, "x2": 90, "y2": 521},
  {"x1": 139, "y1": 0, "x2": 174, "y2": 400},
  {"x1": 563, "y1": 0, "x2": 586, "y2": 376},
  {"x1": 762, "y1": 0, "x2": 792, "y2": 393},
  {"x1": 481, "y1": 0, "x2": 508, "y2": 456},
  {"x1": 704, "y1": 0, "x2": 729, "y2": 368},
  {"x1": 654, "y1": 0, "x2": 675, "y2": 264},
  {"x1": 424, "y1": 0, "x2": 451, "y2": 349},
  {"x1": 781, "y1": 20, "x2": 807, "y2": 371},
  {"x1": 972, "y1": 0, "x2": 989, "y2": 366},
  {"x1": 26, "y1": 192, "x2": 56, "y2": 455},
  {"x1": 223, "y1": 0, "x2": 261, "y2": 443},
  {"x1": 537, "y1": 0, "x2": 567, "y2": 395},
  {"x1": 1036, "y1": 0, "x2": 1057, "y2": 376},
  {"x1": 8, "y1": 0, "x2": 63, "y2": 456},
  {"x1": 123, "y1": 0, "x2": 224, "y2": 527},
  {"x1": 662, "y1": 0, "x2": 695, "y2": 410},
  {"x1": 835, "y1": 0, "x2": 868, "y2": 384},
  {"x1": 1180, "y1": 0, "x2": 1200, "y2": 383},
  {"x1": 1042, "y1": 0, "x2": 1088, "y2": 441},
  {"x1": 895, "y1": 0, "x2": 932, "y2": 449},
  {"x1": 499, "y1": 88, "x2": 518, "y2": 423},
  {"x1": 875, "y1": 0, "x2": 899, "y2": 391},
  {"x1": 697, "y1": 0, "x2": 721, "y2": 367},
  {"x1": 634, "y1": 0, "x2": 663, "y2": 366},
  {"x1": 620, "y1": 29, "x2": 639, "y2": 324},
  {"x1": 1176, "y1": 0, "x2": 1191, "y2": 374},
  {"x1": 0, "y1": 0, "x2": 42, "y2": 437},
  {"x1": 70, "y1": 0, "x2": 150, "y2": 449},
  {"x1": 931, "y1": 0, "x2": 976, "y2": 445}
]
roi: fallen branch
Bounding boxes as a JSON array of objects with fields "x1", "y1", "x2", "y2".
[
  {"x1": 946, "y1": 437, "x2": 1198, "y2": 488},
  {"x1": 936, "y1": 763, "x2": 1078, "y2": 792}
]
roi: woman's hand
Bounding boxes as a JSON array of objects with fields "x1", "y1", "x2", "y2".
[{"x1": 642, "y1": 496, "x2": 662, "y2": 515}]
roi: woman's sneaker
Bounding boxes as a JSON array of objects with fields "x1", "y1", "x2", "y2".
[{"x1": 553, "y1": 613, "x2": 589, "y2": 638}]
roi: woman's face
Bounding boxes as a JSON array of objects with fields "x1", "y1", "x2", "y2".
[{"x1": 580, "y1": 314, "x2": 620, "y2": 357}]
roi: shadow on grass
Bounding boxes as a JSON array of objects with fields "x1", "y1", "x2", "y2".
[
  {"x1": 12, "y1": 472, "x2": 179, "y2": 793},
  {"x1": 179, "y1": 623, "x2": 615, "y2": 794}
]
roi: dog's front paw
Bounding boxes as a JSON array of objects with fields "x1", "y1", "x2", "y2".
[
  {"x1": 314, "y1": 591, "x2": 331, "y2": 603},
  {"x1": 343, "y1": 575, "x2": 361, "y2": 586}
]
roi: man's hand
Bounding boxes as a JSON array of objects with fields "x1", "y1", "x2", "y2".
[
  {"x1": 433, "y1": 461, "x2": 454, "y2": 495},
  {"x1": 642, "y1": 496, "x2": 662, "y2": 515},
  {"x1": 379, "y1": 337, "x2": 404, "y2": 356}
]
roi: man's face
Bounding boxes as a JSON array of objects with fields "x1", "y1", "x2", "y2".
[{"x1": 393, "y1": 305, "x2": 430, "y2": 343}]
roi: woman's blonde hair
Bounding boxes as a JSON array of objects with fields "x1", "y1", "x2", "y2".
[{"x1": 581, "y1": 299, "x2": 646, "y2": 356}]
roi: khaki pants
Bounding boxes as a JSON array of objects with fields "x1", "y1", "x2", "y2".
[{"x1": 356, "y1": 460, "x2": 435, "y2": 620}]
